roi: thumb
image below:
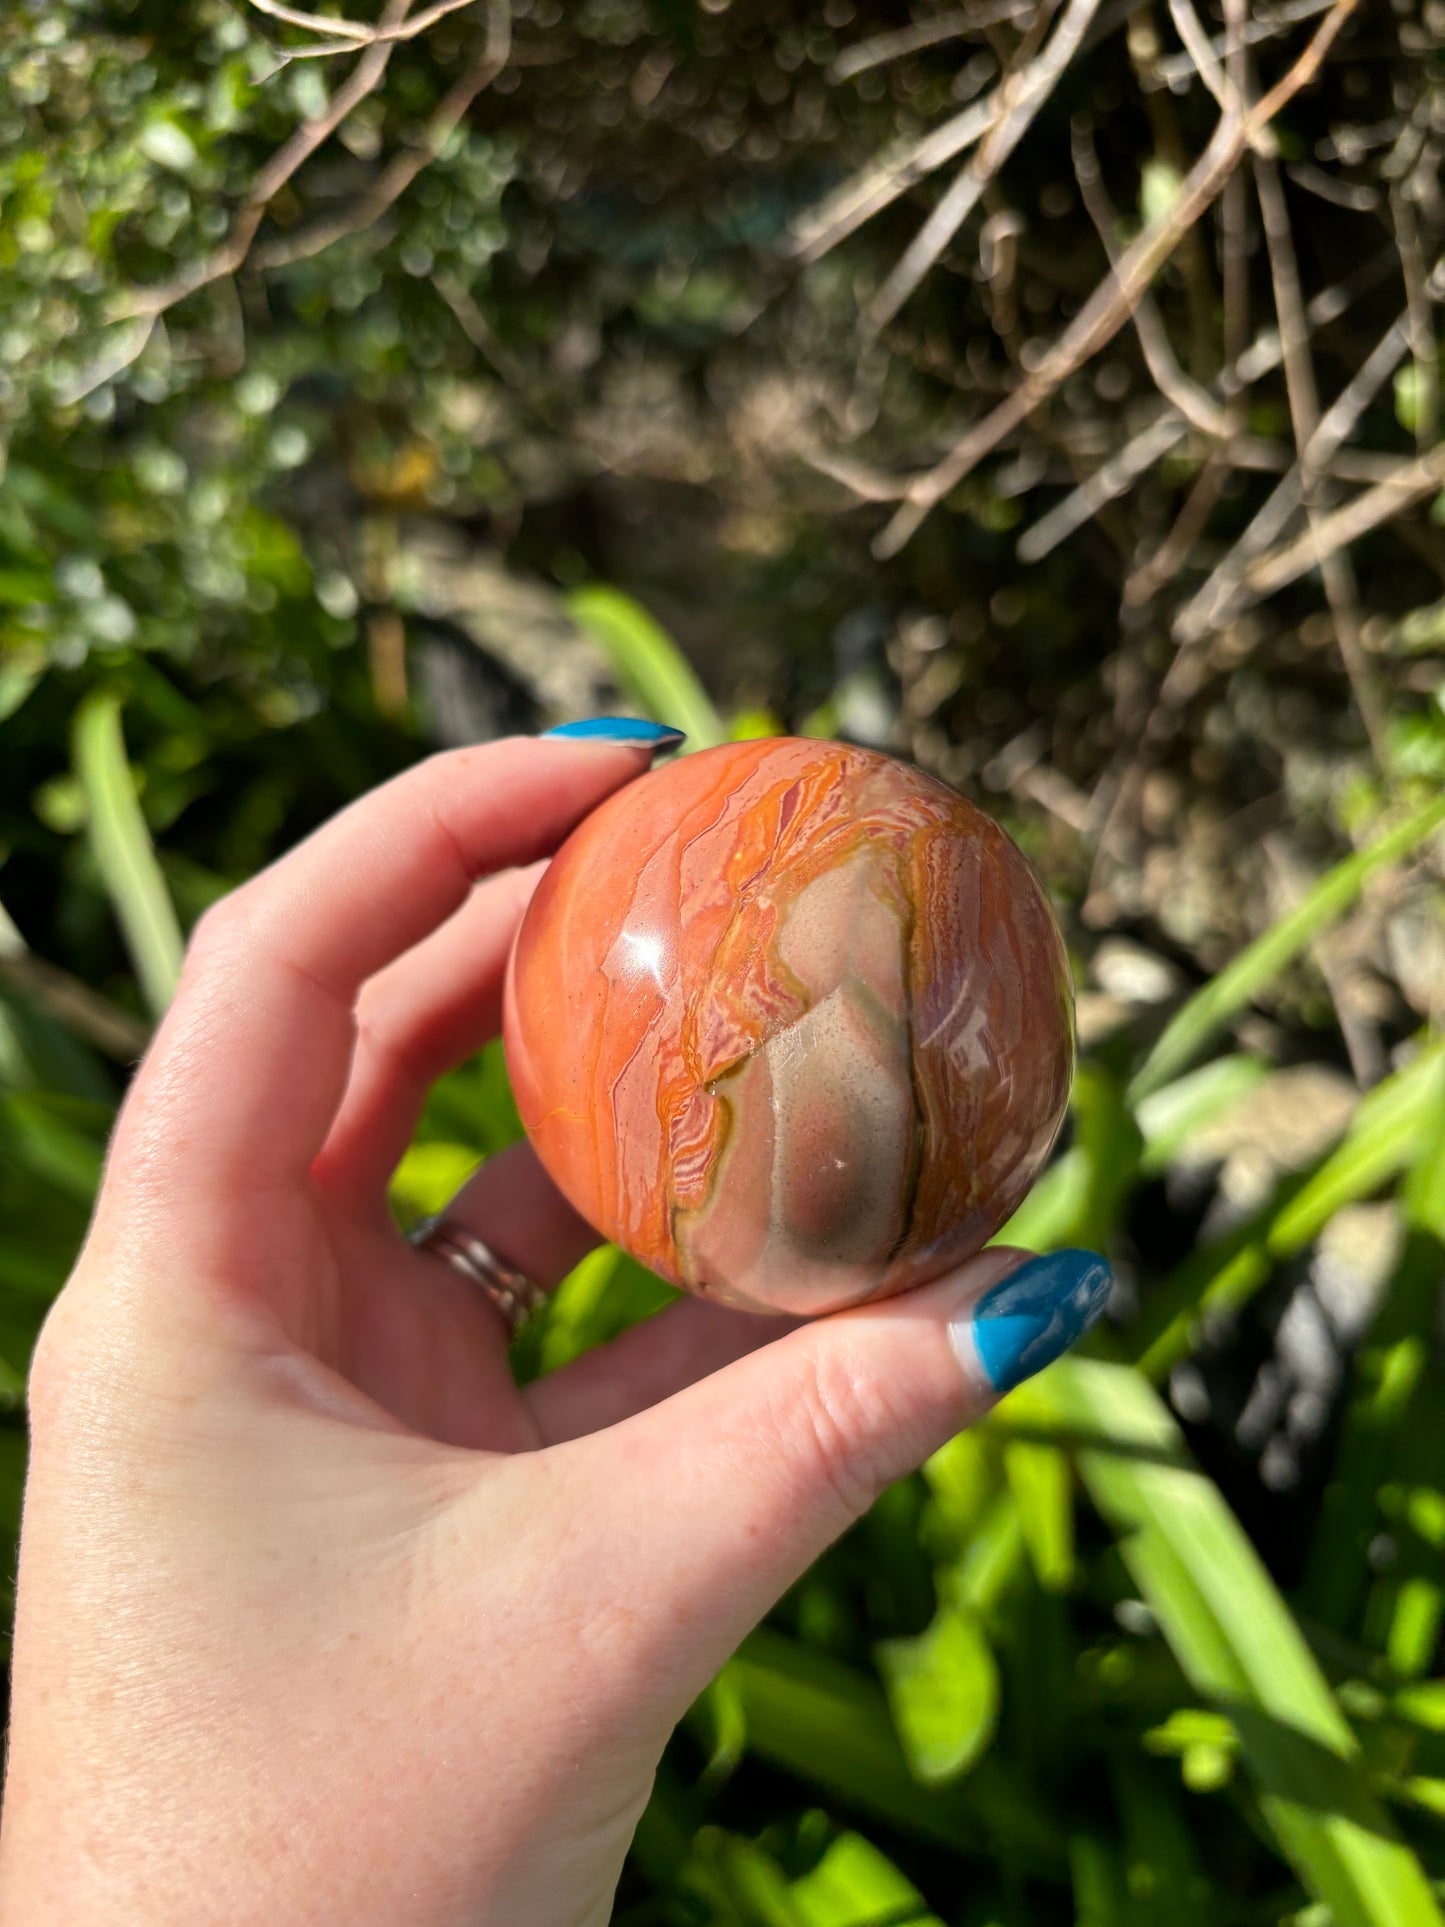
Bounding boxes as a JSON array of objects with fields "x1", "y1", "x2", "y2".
[{"x1": 592, "y1": 1245, "x2": 1111, "y2": 1695}]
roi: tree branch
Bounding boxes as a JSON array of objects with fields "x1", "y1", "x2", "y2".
[{"x1": 875, "y1": 0, "x2": 1362, "y2": 557}]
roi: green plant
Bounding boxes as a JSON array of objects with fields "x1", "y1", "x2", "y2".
[
  {"x1": 6, "y1": 634, "x2": 1439, "y2": 1925},
  {"x1": 4, "y1": 4, "x2": 1444, "y2": 1918}
]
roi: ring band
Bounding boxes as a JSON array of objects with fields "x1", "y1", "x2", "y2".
[{"x1": 409, "y1": 1216, "x2": 549, "y2": 1337}]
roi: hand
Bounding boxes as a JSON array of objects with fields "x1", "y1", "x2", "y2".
[{"x1": 0, "y1": 735, "x2": 1109, "y2": 1926}]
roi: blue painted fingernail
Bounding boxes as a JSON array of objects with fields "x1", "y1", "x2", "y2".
[
  {"x1": 543, "y1": 717, "x2": 686, "y2": 755},
  {"x1": 962, "y1": 1249, "x2": 1112, "y2": 1394}
]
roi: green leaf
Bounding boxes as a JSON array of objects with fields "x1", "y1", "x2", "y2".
[
  {"x1": 1304, "y1": 1088, "x2": 1445, "y2": 1631},
  {"x1": 1129, "y1": 1042, "x2": 1444, "y2": 1380},
  {"x1": 0, "y1": 661, "x2": 41, "y2": 721},
  {"x1": 1113, "y1": 1759, "x2": 1212, "y2": 1927},
  {"x1": 1129, "y1": 797, "x2": 1445, "y2": 1102},
  {"x1": 692, "y1": 1829, "x2": 804, "y2": 1927},
  {"x1": 1014, "y1": 1360, "x2": 1445, "y2": 1927},
  {"x1": 567, "y1": 586, "x2": 727, "y2": 749},
  {"x1": 993, "y1": 1144, "x2": 1090, "y2": 1251},
  {"x1": 876, "y1": 1603, "x2": 1000, "y2": 1784},
  {"x1": 0, "y1": 1091, "x2": 106, "y2": 1206},
  {"x1": 1003, "y1": 1440, "x2": 1075, "y2": 1592},
  {"x1": 789, "y1": 1832, "x2": 946, "y2": 1927},
  {"x1": 1135, "y1": 1054, "x2": 1268, "y2": 1174},
  {"x1": 388, "y1": 1141, "x2": 481, "y2": 1229},
  {"x1": 715, "y1": 1627, "x2": 1063, "y2": 1865},
  {"x1": 72, "y1": 692, "x2": 184, "y2": 1018}
]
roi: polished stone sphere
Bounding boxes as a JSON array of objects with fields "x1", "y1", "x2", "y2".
[{"x1": 503, "y1": 738, "x2": 1074, "y2": 1316}]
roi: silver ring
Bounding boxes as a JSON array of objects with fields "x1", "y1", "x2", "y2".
[{"x1": 409, "y1": 1216, "x2": 549, "y2": 1337}]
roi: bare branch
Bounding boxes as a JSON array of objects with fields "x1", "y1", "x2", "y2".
[
  {"x1": 246, "y1": 0, "x2": 481, "y2": 46},
  {"x1": 1016, "y1": 411, "x2": 1188, "y2": 562},
  {"x1": 1071, "y1": 118, "x2": 1231, "y2": 436},
  {"x1": 830, "y1": 2, "x2": 1038, "y2": 81},
  {"x1": 1284, "y1": 161, "x2": 1379, "y2": 210},
  {"x1": 789, "y1": 95, "x2": 1001, "y2": 265},
  {"x1": 1175, "y1": 275, "x2": 1441, "y2": 642},
  {"x1": 1239, "y1": 446, "x2": 1445, "y2": 603},
  {"x1": 255, "y1": 0, "x2": 511, "y2": 270},
  {"x1": 246, "y1": 0, "x2": 372, "y2": 38},
  {"x1": 1123, "y1": 447, "x2": 1229, "y2": 605},
  {"x1": 116, "y1": 0, "x2": 417, "y2": 332},
  {"x1": 1149, "y1": 0, "x2": 1338, "y2": 92},
  {"x1": 864, "y1": 0, "x2": 1104, "y2": 334},
  {"x1": 1166, "y1": 0, "x2": 1231, "y2": 115},
  {"x1": 1253, "y1": 152, "x2": 1389, "y2": 762},
  {"x1": 0, "y1": 952, "x2": 150, "y2": 1060},
  {"x1": 875, "y1": 0, "x2": 1362, "y2": 557},
  {"x1": 1393, "y1": 181, "x2": 1440, "y2": 450},
  {"x1": 1014, "y1": 253, "x2": 1393, "y2": 564}
]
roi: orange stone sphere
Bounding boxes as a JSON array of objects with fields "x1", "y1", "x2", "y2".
[{"x1": 503, "y1": 738, "x2": 1074, "y2": 1316}]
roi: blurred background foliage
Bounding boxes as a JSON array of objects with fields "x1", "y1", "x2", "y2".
[{"x1": 2, "y1": 0, "x2": 1444, "y2": 1920}]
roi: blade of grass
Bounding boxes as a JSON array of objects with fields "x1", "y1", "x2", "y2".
[
  {"x1": 1112, "y1": 1757, "x2": 1213, "y2": 1927},
  {"x1": 994, "y1": 1065, "x2": 1139, "y2": 1255},
  {"x1": 1003, "y1": 1440, "x2": 1075, "y2": 1593},
  {"x1": 875, "y1": 1602, "x2": 1000, "y2": 1785},
  {"x1": 1129, "y1": 1042, "x2": 1444, "y2": 1380},
  {"x1": 1129, "y1": 796, "x2": 1445, "y2": 1103},
  {"x1": 788, "y1": 1831, "x2": 946, "y2": 1927},
  {"x1": 568, "y1": 586, "x2": 727, "y2": 749},
  {"x1": 72, "y1": 691, "x2": 183, "y2": 1018},
  {"x1": 1135, "y1": 1054, "x2": 1268, "y2": 1174},
  {"x1": 1011, "y1": 1360, "x2": 1445, "y2": 1927},
  {"x1": 715, "y1": 1627, "x2": 1064, "y2": 1867},
  {"x1": 1303, "y1": 1092, "x2": 1445, "y2": 1631}
]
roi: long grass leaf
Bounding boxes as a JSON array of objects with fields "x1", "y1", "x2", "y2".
[
  {"x1": 1302, "y1": 1089, "x2": 1445, "y2": 1630},
  {"x1": 875, "y1": 1603, "x2": 1000, "y2": 1785},
  {"x1": 568, "y1": 586, "x2": 727, "y2": 749},
  {"x1": 1011, "y1": 1361, "x2": 1445, "y2": 1927},
  {"x1": 72, "y1": 692, "x2": 183, "y2": 1018},
  {"x1": 1129, "y1": 1043, "x2": 1443, "y2": 1379},
  {"x1": 717, "y1": 1627, "x2": 1064, "y2": 1866},
  {"x1": 1135, "y1": 1054, "x2": 1268, "y2": 1174},
  {"x1": 1129, "y1": 797, "x2": 1445, "y2": 1102}
]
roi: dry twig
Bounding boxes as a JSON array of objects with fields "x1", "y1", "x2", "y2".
[
  {"x1": 830, "y1": 2, "x2": 1038, "y2": 81},
  {"x1": 1253, "y1": 152, "x2": 1390, "y2": 763},
  {"x1": 875, "y1": 0, "x2": 1362, "y2": 557},
  {"x1": 246, "y1": 0, "x2": 478, "y2": 45},
  {"x1": 0, "y1": 953, "x2": 150, "y2": 1061},
  {"x1": 255, "y1": 0, "x2": 511, "y2": 269},
  {"x1": 97, "y1": 0, "x2": 510, "y2": 384},
  {"x1": 790, "y1": 95, "x2": 1002, "y2": 265},
  {"x1": 1228, "y1": 445, "x2": 1445, "y2": 603},
  {"x1": 117, "y1": 0, "x2": 417, "y2": 334},
  {"x1": 864, "y1": 0, "x2": 1103, "y2": 334},
  {"x1": 1174, "y1": 291, "x2": 1436, "y2": 641},
  {"x1": 1015, "y1": 260, "x2": 1382, "y2": 562},
  {"x1": 1071, "y1": 118, "x2": 1230, "y2": 436},
  {"x1": 1393, "y1": 182, "x2": 1441, "y2": 450}
]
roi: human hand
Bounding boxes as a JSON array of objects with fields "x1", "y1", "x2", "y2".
[{"x1": 0, "y1": 732, "x2": 1110, "y2": 1926}]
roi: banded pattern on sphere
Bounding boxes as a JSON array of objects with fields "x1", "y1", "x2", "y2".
[{"x1": 504, "y1": 738, "x2": 1074, "y2": 1315}]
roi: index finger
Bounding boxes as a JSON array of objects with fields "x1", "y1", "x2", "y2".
[{"x1": 108, "y1": 737, "x2": 664, "y2": 1214}]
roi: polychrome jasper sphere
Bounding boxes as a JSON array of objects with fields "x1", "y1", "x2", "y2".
[{"x1": 503, "y1": 738, "x2": 1074, "y2": 1316}]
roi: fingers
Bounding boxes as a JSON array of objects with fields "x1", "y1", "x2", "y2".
[
  {"x1": 316, "y1": 864, "x2": 545, "y2": 1200},
  {"x1": 107, "y1": 740, "x2": 653, "y2": 1230},
  {"x1": 574, "y1": 1248, "x2": 1111, "y2": 1696},
  {"x1": 526, "y1": 1298, "x2": 799, "y2": 1444}
]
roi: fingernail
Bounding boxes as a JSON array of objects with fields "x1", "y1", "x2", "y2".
[
  {"x1": 542, "y1": 717, "x2": 686, "y2": 756},
  {"x1": 955, "y1": 1248, "x2": 1112, "y2": 1394}
]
